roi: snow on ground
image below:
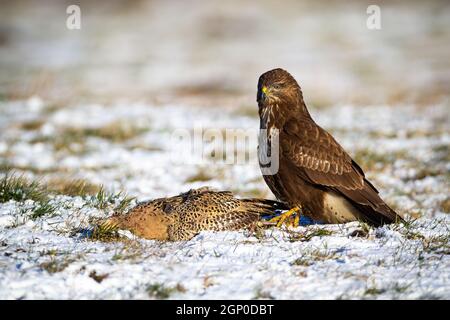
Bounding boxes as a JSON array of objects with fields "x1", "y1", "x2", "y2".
[
  {"x1": 0, "y1": 0, "x2": 449, "y2": 300},
  {"x1": 0, "y1": 98, "x2": 449, "y2": 300}
]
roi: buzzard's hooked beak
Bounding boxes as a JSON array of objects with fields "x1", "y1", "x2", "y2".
[
  {"x1": 258, "y1": 86, "x2": 269, "y2": 102},
  {"x1": 262, "y1": 86, "x2": 268, "y2": 95}
]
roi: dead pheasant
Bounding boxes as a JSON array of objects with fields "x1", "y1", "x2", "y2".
[{"x1": 97, "y1": 187, "x2": 287, "y2": 241}]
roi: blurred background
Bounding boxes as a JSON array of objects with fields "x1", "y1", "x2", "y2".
[
  {"x1": 0, "y1": 0, "x2": 449, "y2": 208},
  {"x1": 1, "y1": 0, "x2": 449, "y2": 107},
  {"x1": 1, "y1": 1, "x2": 450, "y2": 300}
]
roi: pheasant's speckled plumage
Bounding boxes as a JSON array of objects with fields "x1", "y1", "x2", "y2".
[{"x1": 100, "y1": 187, "x2": 286, "y2": 241}]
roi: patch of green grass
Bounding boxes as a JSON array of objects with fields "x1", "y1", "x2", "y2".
[
  {"x1": 393, "y1": 216, "x2": 418, "y2": 230},
  {"x1": 30, "y1": 201, "x2": 56, "y2": 219},
  {"x1": 392, "y1": 283, "x2": 411, "y2": 294},
  {"x1": 422, "y1": 234, "x2": 450, "y2": 254},
  {"x1": 288, "y1": 228, "x2": 334, "y2": 242},
  {"x1": 433, "y1": 144, "x2": 450, "y2": 162},
  {"x1": 92, "y1": 187, "x2": 114, "y2": 210},
  {"x1": 232, "y1": 105, "x2": 258, "y2": 118},
  {"x1": 87, "y1": 187, "x2": 135, "y2": 213},
  {"x1": 47, "y1": 178, "x2": 102, "y2": 197},
  {"x1": 0, "y1": 174, "x2": 133, "y2": 220},
  {"x1": 40, "y1": 257, "x2": 76, "y2": 274},
  {"x1": 290, "y1": 257, "x2": 313, "y2": 267},
  {"x1": 185, "y1": 170, "x2": 214, "y2": 183},
  {"x1": 125, "y1": 143, "x2": 163, "y2": 152},
  {"x1": 244, "y1": 222, "x2": 269, "y2": 241},
  {"x1": 0, "y1": 162, "x2": 66, "y2": 175},
  {"x1": 82, "y1": 189, "x2": 134, "y2": 242},
  {"x1": 146, "y1": 283, "x2": 184, "y2": 299},
  {"x1": 403, "y1": 230, "x2": 426, "y2": 241},
  {"x1": 18, "y1": 119, "x2": 45, "y2": 131},
  {"x1": 308, "y1": 228, "x2": 333, "y2": 238},
  {"x1": 309, "y1": 249, "x2": 338, "y2": 261},
  {"x1": 392, "y1": 218, "x2": 424, "y2": 239},
  {"x1": 90, "y1": 222, "x2": 123, "y2": 242},
  {"x1": 393, "y1": 220, "x2": 449, "y2": 254},
  {"x1": 253, "y1": 288, "x2": 275, "y2": 299},
  {"x1": 173, "y1": 82, "x2": 240, "y2": 97},
  {"x1": 39, "y1": 249, "x2": 58, "y2": 256},
  {"x1": 365, "y1": 282, "x2": 411, "y2": 297},
  {"x1": 0, "y1": 174, "x2": 46, "y2": 203},
  {"x1": 412, "y1": 167, "x2": 447, "y2": 180},
  {"x1": 364, "y1": 287, "x2": 386, "y2": 296},
  {"x1": 30, "y1": 132, "x2": 88, "y2": 154},
  {"x1": 114, "y1": 195, "x2": 135, "y2": 214},
  {"x1": 83, "y1": 122, "x2": 149, "y2": 142},
  {"x1": 30, "y1": 121, "x2": 149, "y2": 154},
  {"x1": 291, "y1": 248, "x2": 339, "y2": 267},
  {"x1": 352, "y1": 148, "x2": 408, "y2": 171},
  {"x1": 440, "y1": 198, "x2": 450, "y2": 213},
  {"x1": 0, "y1": 173, "x2": 55, "y2": 219},
  {"x1": 366, "y1": 130, "x2": 398, "y2": 139},
  {"x1": 110, "y1": 244, "x2": 145, "y2": 261}
]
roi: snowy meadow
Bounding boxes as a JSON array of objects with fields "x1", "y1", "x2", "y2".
[{"x1": 0, "y1": 1, "x2": 449, "y2": 299}]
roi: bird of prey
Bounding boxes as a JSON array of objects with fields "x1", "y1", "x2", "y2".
[
  {"x1": 256, "y1": 68, "x2": 404, "y2": 226},
  {"x1": 97, "y1": 187, "x2": 287, "y2": 241}
]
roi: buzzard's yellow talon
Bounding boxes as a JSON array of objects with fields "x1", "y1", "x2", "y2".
[
  {"x1": 293, "y1": 214, "x2": 300, "y2": 227},
  {"x1": 268, "y1": 206, "x2": 301, "y2": 227}
]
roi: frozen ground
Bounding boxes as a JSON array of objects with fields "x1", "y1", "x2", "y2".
[
  {"x1": 0, "y1": 98, "x2": 448, "y2": 299},
  {"x1": 0, "y1": 0, "x2": 449, "y2": 299}
]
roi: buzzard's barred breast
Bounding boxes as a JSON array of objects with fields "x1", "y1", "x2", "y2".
[{"x1": 322, "y1": 191, "x2": 362, "y2": 223}]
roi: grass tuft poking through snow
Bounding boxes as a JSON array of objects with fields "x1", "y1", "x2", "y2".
[
  {"x1": 146, "y1": 283, "x2": 185, "y2": 299},
  {"x1": 47, "y1": 178, "x2": 102, "y2": 197},
  {"x1": 87, "y1": 187, "x2": 135, "y2": 214},
  {"x1": 0, "y1": 173, "x2": 56, "y2": 219},
  {"x1": 0, "y1": 173, "x2": 46, "y2": 204}
]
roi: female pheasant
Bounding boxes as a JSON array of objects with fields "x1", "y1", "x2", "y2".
[{"x1": 97, "y1": 187, "x2": 286, "y2": 241}]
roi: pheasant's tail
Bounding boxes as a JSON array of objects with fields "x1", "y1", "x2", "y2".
[
  {"x1": 241, "y1": 198, "x2": 289, "y2": 216},
  {"x1": 201, "y1": 199, "x2": 287, "y2": 232}
]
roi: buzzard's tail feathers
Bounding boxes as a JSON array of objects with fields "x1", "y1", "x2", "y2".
[
  {"x1": 339, "y1": 179, "x2": 404, "y2": 226},
  {"x1": 352, "y1": 201, "x2": 404, "y2": 226}
]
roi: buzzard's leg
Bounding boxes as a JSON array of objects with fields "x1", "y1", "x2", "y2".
[
  {"x1": 268, "y1": 206, "x2": 301, "y2": 227},
  {"x1": 293, "y1": 214, "x2": 300, "y2": 227}
]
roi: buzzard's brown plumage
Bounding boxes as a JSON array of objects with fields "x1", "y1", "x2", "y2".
[
  {"x1": 98, "y1": 187, "x2": 287, "y2": 241},
  {"x1": 257, "y1": 68, "x2": 404, "y2": 226}
]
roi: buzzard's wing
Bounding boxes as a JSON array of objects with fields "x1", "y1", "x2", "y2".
[{"x1": 281, "y1": 118, "x2": 401, "y2": 225}]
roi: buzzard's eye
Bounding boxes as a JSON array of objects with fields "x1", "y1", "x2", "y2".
[{"x1": 273, "y1": 84, "x2": 282, "y2": 90}]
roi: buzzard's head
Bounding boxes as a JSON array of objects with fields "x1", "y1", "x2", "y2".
[{"x1": 257, "y1": 68, "x2": 302, "y2": 108}]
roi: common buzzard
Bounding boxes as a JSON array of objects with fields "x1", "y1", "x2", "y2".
[{"x1": 257, "y1": 68, "x2": 404, "y2": 226}]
